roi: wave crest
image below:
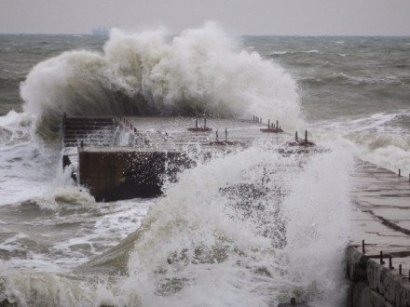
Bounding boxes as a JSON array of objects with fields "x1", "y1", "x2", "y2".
[{"x1": 20, "y1": 23, "x2": 301, "y2": 136}]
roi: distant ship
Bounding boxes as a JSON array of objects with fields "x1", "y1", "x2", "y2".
[{"x1": 91, "y1": 27, "x2": 110, "y2": 37}]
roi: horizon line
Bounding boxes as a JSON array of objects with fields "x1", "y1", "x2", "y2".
[{"x1": 1, "y1": 32, "x2": 410, "y2": 38}]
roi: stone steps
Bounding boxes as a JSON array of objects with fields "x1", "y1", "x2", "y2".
[{"x1": 63, "y1": 116, "x2": 118, "y2": 148}]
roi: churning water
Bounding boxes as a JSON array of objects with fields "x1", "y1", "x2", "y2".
[{"x1": 0, "y1": 24, "x2": 409, "y2": 306}]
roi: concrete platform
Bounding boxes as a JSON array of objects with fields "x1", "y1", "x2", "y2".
[
  {"x1": 348, "y1": 160, "x2": 410, "y2": 307},
  {"x1": 122, "y1": 116, "x2": 288, "y2": 149},
  {"x1": 351, "y1": 160, "x2": 410, "y2": 253},
  {"x1": 65, "y1": 116, "x2": 290, "y2": 201}
]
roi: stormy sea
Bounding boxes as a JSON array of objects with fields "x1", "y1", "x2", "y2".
[{"x1": 0, "y1": 24, "x2": 409, "y2": 306}]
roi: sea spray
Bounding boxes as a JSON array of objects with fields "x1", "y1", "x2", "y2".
[
  {"x1": 20, "y1": 23, "x2": 301, "y2": 139},
  {"x1": 97, "y1": 142, "x2": 353, "y2": 307},
  {"x1": 282, "y1": 142, "x2": 353, "y2": 305}
]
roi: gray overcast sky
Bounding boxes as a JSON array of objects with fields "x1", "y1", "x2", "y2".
[{"x1": 1, "y1": 0, "x2": 409, "y2": 35}]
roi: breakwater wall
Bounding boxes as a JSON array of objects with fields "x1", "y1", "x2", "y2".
[
  {"x1": 348, "y1": 160, "x2": 410, "y2": 307},
  {"x1": 346, "y1": 245, "x2": 410, "y2": 307}
]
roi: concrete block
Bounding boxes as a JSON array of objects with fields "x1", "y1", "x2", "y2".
[
  {"x1": 380, "y1": 268, "x2": 410, "y2": 307},
  {"x1": 380, "y1": 267, "x2": 399, "y2": 304},
  {"x1": 79, "y1": 150, "x2": 190, "y2": 201},
  {"x1": 349, "y1": 281, "x2": 370, "y2": 307},
  {"x1": 367, "y1": 259, "x2": 382, "y2": 292},
  {"x1": 369, "y1": 290, "x2": 390, "y2": 307},
  {"x1": 346, "y1": 246, "x2": 367, "y2": 282},
  {"x1": 364, "y1": 257, "x2": 410, "y2": 306},
  {"x1": 395, "y1": 279, "x2": 410, "y2": 307}
]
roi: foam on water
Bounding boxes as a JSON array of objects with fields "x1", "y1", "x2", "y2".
[
  {"x1": 0, "y1": 110, "x2": 58, "y2": 205},
  {"x1": 0, "y1": 196, "x2": 152, "y2": 272},
  {"x1": 311, "y1": 111, "x2": 410, "y2": 175}
]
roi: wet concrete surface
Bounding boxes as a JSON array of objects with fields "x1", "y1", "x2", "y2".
[{"x1": 350, "y1": 159, "x2": 410, "y2": 273}]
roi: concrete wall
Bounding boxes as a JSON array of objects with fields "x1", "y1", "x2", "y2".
[
  {"x1": 79, "y1": 149, "x2": 190, "y2": 201},
  {"x1": 346, "y1": 246, "x2": 410, "y2": 307}
]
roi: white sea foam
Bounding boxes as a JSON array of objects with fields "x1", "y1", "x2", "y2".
[
  {"x1": 271, "y1": 49, "x2": 320, "y2": 56},
  {"x1": 311, "y1": 111, "x2": 410, "y2": 175},
  {"x1": 0, "y1": 110, "x2": 57, "y2": 206},
  {"x1": 271, "y1": 51, "x2": 289, "y2": 55}
]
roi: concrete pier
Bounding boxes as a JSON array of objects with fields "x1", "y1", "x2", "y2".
[
  {"x1": 64, "y1": 116, "x2": 288, "y2": 201},
  {"x1": 347, "y1": 160, "x2": 410, "y2": 307}
]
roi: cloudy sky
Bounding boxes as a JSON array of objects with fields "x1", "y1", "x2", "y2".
[{"x1": 1, "y1": 0, "x2": 409, "y2": 35}]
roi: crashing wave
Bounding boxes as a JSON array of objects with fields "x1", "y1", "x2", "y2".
[{"x1": 20, "y1": 23, "x2": 301, "y2": 139}]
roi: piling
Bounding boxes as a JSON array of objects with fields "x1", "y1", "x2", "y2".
[{"x1": 388, "y1": 255, "x2": 393, "y2": 269}]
